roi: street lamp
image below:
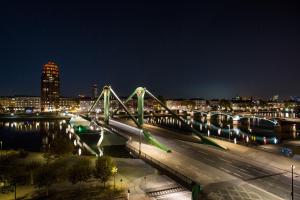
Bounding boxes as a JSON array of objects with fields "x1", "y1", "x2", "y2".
[
  {"x1": 111, "y1": 166, "x2": 118, "y2": 190},
  {"x1": 0, "y1": 141, "x2": 2, "y2": 156},
  {"x1": 291, "y1": 165, "x2": 295, "y2": 200},
  {"x1": 120, "y1": 178, "x2": 123, "y2": 189},
  {"x1": 227, "y1": 125, "x2": 231, "y2": 141},
  {"x1": 127, "y1": 189, "x2": 130, "y2": 200}
]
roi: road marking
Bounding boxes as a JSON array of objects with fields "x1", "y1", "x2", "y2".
[
  {"x1": 197, "y1": 150, "x2": 208, "y2": 155},
  {"x1": 232, "y1": 172, "x2": 244, "y2": 178},
  {"x1": 218, "y1": 157, "x2": 232, "y2": 163},
  {"x1": 201, "y1": 157, "x2": 215, "y2": 163},
  {"x1": 251, "y1": 168, "x2": 268, "y2": 175},
  {"x1": 220, "y1": 167, "x2": 231, "y2": 173},
  {"x1": 227, "y1": 163, "x2": 239, "y2": 169},
  {"x1": 237, "y1": 167, "x2": 249, "y2": 173}
]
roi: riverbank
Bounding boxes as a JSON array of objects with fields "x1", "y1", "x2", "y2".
[
  {"x1": 0, "y1": 150, "x2": 189, "y2": 200},
  {"x1": 0, "y1": 113, "x2": 71, "y2": 121}
]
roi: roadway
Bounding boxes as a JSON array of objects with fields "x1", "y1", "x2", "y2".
[
  {"x1": 110, "y1": 119, "x2": 300, "y2": 200},
  {"x1": 146, "y1": 124, "x2": 300, "y2": 199}
]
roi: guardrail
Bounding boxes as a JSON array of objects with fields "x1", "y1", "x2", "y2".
[{"x1": 126, "y1": 142, "x2": 196, "y2": 190}]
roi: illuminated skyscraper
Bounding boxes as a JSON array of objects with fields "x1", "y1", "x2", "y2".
[
  {"x1": 92, "y1": 84, "x2": 98, "y2": 99},
  {"x1": 41, "y1": 61, "x2": 60, "y2": 111}
]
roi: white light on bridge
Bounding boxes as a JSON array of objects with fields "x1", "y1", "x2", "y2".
[
  {"x1": 78, "y1": 148, "x2": 82, "y2": 155},
  {"x1": 207, "y1": 130, "x2": 210, "y2": 136}
]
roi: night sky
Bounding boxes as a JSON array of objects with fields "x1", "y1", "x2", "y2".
[{"x1": 1, "y1": 1, "x2": 300, "y2": 99}]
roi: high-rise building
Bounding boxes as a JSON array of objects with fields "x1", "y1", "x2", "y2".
[
  {"x1": 41, "y1": 61, "x2": 60, "y2": 111},
  {"x1": 92, "y1": 84, "x2": 98, "y2": 99}
]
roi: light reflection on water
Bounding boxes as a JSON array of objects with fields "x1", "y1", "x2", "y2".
[
  {"x1": 0, "y1": 120, "x2": 66, "y2": 152},
  {"x1": 146, "y1": 114, "x2": 300, "y2": 144},
  {"x1": 0, "y1": 120, "x2": 131, "y2": 158}
]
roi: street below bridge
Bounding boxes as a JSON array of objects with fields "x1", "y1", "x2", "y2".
[{"x1": 109, "y1": 119, "x2": 300, "y2": 200}]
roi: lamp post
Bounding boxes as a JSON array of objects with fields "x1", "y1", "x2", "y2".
[
  {"x1": 120, "y1": 178, "x2": 123, "y2": 189},
  {"x1": 291, "y1": 165, "x2": 295, "y2": 200},
  {"x1": 227, "y1": 125, "x2": 231, "y2": 141},
  {"x1": 127, "y1": 189, "x2": 130, "y2": 200},
  {"x1": 112, "y1": 167, "x2": 118, "y2": 190}
]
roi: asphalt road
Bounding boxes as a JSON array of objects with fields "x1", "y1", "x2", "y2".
[
  {"x1": 108, "y1": 117, "x2": 300, "y2": 200},
  {"x1": 141, "y1": 123, "x2": 300, "y2": 200}
]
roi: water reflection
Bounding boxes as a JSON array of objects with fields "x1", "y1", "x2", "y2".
[
  {"x1": 146, "y1": 114, "x2": 300, "y2": 145},
  {"x1": 0, "y1": 120, "x2": 67, "y2": 152}
]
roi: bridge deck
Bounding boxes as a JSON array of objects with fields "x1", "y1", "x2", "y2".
[{"x1": 108, "y1": 120, "x2": 300, "y2": 199}]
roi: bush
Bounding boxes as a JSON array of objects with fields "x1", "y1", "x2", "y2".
[
  {"x1": 94, "y1": 156, "x2": 115, "y2": 188},
  {"x1": 68, "y1": 157, "x2": 92, "y2": 188},
  {"x1": 34, "y1": 164, "x2": 56, "y2": 196},
  {"x1": 18, "y1": 149, "x2": 28, "y2": 158},
  {"x1": 49, "y1": 135, "x2": 74, "y2": 157}
]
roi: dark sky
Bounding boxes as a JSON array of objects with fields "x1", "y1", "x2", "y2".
[{"x1": 1, "y1": 1, "x2": 300, "y2": 99}]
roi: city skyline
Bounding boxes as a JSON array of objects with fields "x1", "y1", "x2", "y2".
[{"x1": 1, "y1": 1, "x2": 300, "y2": 99}]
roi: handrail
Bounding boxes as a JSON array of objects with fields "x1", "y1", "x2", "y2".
[{"x1": 126, "y1": 142, "x2": 196, "y2": 188}]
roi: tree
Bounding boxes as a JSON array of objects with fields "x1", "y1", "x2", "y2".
[
  {"x1": 25, "y1": 161, "x2": 42, "y2": 185},
  {"x1": 94, "y1": 156, "x2": 115, "y2": 188},
  {"x1": 68, "y1": 157, "x2": 92, "y2": 189},
  {"x1": 34, "y1": 164, "x2": 56, "y2": 196},
  {"x1": 8, "y1": 165, "x2": 27, "y2": 200},
  {"x1": 50, "y1": 134, "x2": 74, "y2": 157},
  {"x1": 43, "y1": 152, "x2": 53, "y2": 164}
]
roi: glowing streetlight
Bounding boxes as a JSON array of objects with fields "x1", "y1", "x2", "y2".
[{"x1": 111, "y1": 166, "x2": 118, "y2": 190}]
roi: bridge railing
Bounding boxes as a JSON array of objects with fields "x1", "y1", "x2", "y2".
[{"x1": 126, "y1": 142, "x2": 196, "y2": 190}]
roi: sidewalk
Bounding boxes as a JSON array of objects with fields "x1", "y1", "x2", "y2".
[{"x1": 114, "y1": 158, "x2": 191, "y2": 200}]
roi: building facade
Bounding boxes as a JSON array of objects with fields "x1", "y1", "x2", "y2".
[
  {"x1": 0, "y1": 96, "x2": 41, "y2": 112},
  {"x1": 59, "y1": 97, "x2": 79, "y2": 112},
  {"x1": 41, "y1": 61, "x2": 60, "y2": 111}
]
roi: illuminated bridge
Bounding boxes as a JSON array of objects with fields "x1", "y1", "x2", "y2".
[{"x1": 68, "y1": 85, "x2": 299, "y2": 200}]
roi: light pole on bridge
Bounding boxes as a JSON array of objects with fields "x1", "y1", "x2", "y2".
[
  {"x1": 291, "y1": 165, "x2": 295, "y2": 200},
  {"x1": 227, "y1": 125, "x2": 231, "y2": 141}
]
